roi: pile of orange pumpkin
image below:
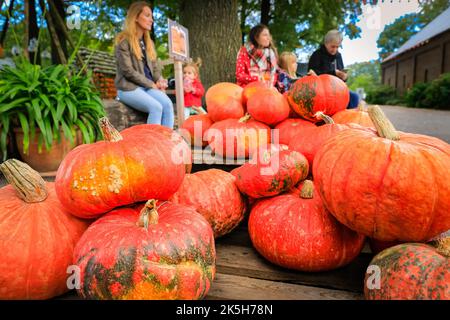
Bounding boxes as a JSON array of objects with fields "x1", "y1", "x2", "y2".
[{"x1": 0, "y1": 73, "x2": 449, "y2": 300}]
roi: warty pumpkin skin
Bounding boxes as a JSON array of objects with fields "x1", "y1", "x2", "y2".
[
  {"x1": 364, "y1": 236, "x2": 450, "y2": 300},
  {"x1": 0, "y1": 160, "x2": 89, "y2": 299},
  {"x1": 287, "y1": 74, "x2": 349, "y2": 122},
  {"x1": 170, "y1": 169, "x2": 246, "y2": 238},
  {"x1": 248, "y1": 180, "x2": 365, "y2": 272},
  {"x1": 55, "y1": 118, "x2": 186, "y2": 219},
  {"x1": 232, "y1": 145, "x2": 309, "y2": 198},
  {"x1": 314, "y1": 105, "x2": 450, "y2": 242},
  {"x1": 205, "y1": 82, "x2": 245, "y2": 122},
  {"x1": 73, "y1": 200, "x2": 216, "y2": 300}
]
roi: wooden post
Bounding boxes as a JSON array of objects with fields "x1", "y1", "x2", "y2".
[{"x1": 174, "y1": 60, "x2": 185, "y2": 127}]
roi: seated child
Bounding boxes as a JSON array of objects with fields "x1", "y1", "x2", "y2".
[
  {"x1": 183, "y1": 58, "x2": 206, "y2": 119},
  {"x1": 277, "y1": 52, "x2": 316, "y2": 93}
]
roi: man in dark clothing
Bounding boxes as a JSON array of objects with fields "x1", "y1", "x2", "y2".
[
  {"x1": 308, "y1": 30, "x2": 360, "y2": 109},
  {"x1": 308, "y1": 44, "x2": 344, "y2": 77}
]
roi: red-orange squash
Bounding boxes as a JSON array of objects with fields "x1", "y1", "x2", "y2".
[
  {"x1": 314, "y1": 105, "x2": 450, "y2": 241},
  {"x1": 73, "y1": 200, "x2": 216, "y2": 300},
  {"x1": 205, "y1": 114, "x2": 271, "y2": 159},
  {"x1": 0, "y1": 160, "x2": 89, "y2": 299},
  {"x1": 170, "y1": 169, "x2": 246, "y2": 238},
  {"x1": 242, "y1": 81, "x2": 270, "y2": 106},
  {"x1": 364, "y1": 235, "x2": 449, "y2": 300},
  {"x1": 232, "y1": 145, "x2": 309, "y2": 198},
  {"x1": 288, "y1": 113, "x2": 352, "y2": 171},
  {"x1": 55, "y1": 118, "x2": 185, "y2": 219},
  {"x1": 274, "y1": 118, "x2": 316, "y2": 145},
  {"x1": 247, "y1": 88, "x2": 290, "y2": 126},
  {"x1": 287, "y1": 74, "x2": 349, "y2": 122},
  {"x1": 180, "y1": 113, "x2": 213, "y2": 147},
  {"x1": 248, "y1": 180, "x2": 365, "y2": 271},
  {"x1": 205, "y1": 82, "x2": 245, "y2": 122}
]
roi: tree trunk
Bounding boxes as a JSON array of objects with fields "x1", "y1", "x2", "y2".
[
  {"x1": 39, "y1": 0, "x2": 67, "y2": 64},
  {"x1": 260, "y1": 0, "x2": 271, "y2": 26},
  {"x1": 0, "y1": 0, "x2": 15, "y2": 47},
  {"x1": 180, "y1": 0, "x2": 241, "y2": 90},
  {"x1": 48, "y1": 0, "x2": 67, "y2": 64},
  {"x1": 240, "y1": 0, "x2": 247, "y2": 45},
  {"x1": 28, "y1": 0, "x2": 41, "y2": 64}
]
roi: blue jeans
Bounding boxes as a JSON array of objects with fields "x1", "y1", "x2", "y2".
[
  {"x1": 347, "y1": 91, "x2": 360, "y2": 109},
  {"x1": 118, "y1": 87, "x2": 174, "y2": 128}
]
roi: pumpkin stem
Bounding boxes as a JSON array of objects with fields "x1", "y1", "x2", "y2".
[
  {"x1": 137, "y1": 199, "x2": 159, "y2": 229},
  {"x1": 428, "y1": 231, "x2": 450, "y2": 258},
  {"x1": 0, "y1": 159, "x2": 48, "y2": 203},
  {"x1": 367, "y1": 105, "x2": 400, "y2": 141},
  {"x1": 357, "y1": 101, "x2": 366, "y2": 112},
  {"x1": 314, "y1": 112, "x2": 334, "y2": 124},
  {"x1": 238, "y1": 113, "x2": 252, "y2": 123},
  {"x1": 99, "y1": 117, "x2": 123, "y2": 142},
  {"x1": 300, "y1": 180, "x2": 314, "y2": 199}
]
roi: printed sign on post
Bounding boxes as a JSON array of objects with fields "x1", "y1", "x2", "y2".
[{"x1": 168, "y1": 19, "x2": 189, "y2": 62}]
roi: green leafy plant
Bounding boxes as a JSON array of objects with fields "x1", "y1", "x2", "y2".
[
  {"x1": 365, "y1": 85, "x2": 399, "y2": 105},
  {"x1": 405, "y1": 73, "x2": 450, "y2": 110},
  {"x1": 0, "y1": 59, "x2": 106, "y2": 160}
]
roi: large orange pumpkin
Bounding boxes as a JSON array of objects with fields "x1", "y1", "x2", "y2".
[
  {"x1": 121, "y1": 124, "x2": 192, "y2": 173},
  {"x1": 332, "y1": 104, "x2": 375, "y2": 128},
  {"x1": 247, "y1": 88, "x2": 290, "y2": 126},
  {"x1": 248, "y1": 180, "x2": 365, "y2": 272},
  {"x1": 287, "y1": 74, "x2": 349, "y2": 122},
  {"x1": 0, "y1": 160, "x2": 89, "y2": 299},
  {"x1": 74, "y1": 200, "x2": 215, "y2": 300},
  {"x1": 180, "y1": 113, "x2": 213, "y2": 147},
  {"x1": 55, "y1": 118, "x2": 185, "y2": 219},
  {"x1": 205, "y1": 82, "x2": 245, "y2": 122},
  {"x1": 274, "y1": 118, "x2": 316, "y2": 145},
  {"x1": 205, "y1": 114, "x2": 271, "y2": 159},
  {"x1": 314, "y1": 105, "x2": 450, "y2": 242},
  {"x1": 364, "y1": 234, "x2": 449, "y2": 300},
  {"x1": 170, "y1": 169, "x2": 246, "y2": 238}
]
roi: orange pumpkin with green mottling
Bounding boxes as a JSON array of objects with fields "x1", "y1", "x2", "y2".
[
  {"x1": 232, "y1": 145, "x2": 309, "y2": 198},
  {"x1": 287, "y1": 74, "x2": 349, "y2": 122},
  {"x1": 364, "y1": 235, "x2": 450, "y2": 300},
  {"x1": 55, "y1": 118, "x2": 185, "y2": 219},
  {"x1": 73, "y1": 200, "x2": 216, "y2": 300}
]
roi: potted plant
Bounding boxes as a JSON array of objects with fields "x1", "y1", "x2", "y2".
[{"x1": 0, "y1": 58, "x2": 105, "y2": 173}]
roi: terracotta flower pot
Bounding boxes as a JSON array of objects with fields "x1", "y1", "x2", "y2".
[{"x1": 14, "y1": 128, "x2": 82, "y2": 174}]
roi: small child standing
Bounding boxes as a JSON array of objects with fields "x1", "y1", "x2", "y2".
[
  {"x1": 183, "y1": 59, "x2": 206, "y2": 120},
  {"x1": 276, "y1": 52, "x2": 299, "y2": 94}
]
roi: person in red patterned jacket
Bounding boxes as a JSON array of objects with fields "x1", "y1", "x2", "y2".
[
  {"x1": 236, "y1": 24, "x2": 279, "y2": 87},
  {"x1": 183, "y1": 58, "x2": 206, "y2": 120}
]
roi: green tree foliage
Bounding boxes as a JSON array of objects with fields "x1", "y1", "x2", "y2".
[
  {"x1": 377, "y1": 0, "x2": 450, "y2": 59},
  {"x1": 346, "y1": 60, "x2": 380, "y2": 92}
]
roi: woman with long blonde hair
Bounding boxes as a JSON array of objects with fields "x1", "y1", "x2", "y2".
[{"x1": 115, "y1": 1, "x2": 174, "y2": 128}]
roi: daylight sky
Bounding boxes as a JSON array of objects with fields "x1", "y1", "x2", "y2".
[{"x1": 338, "y1": 1, "x2": 421, "y2": 65}]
